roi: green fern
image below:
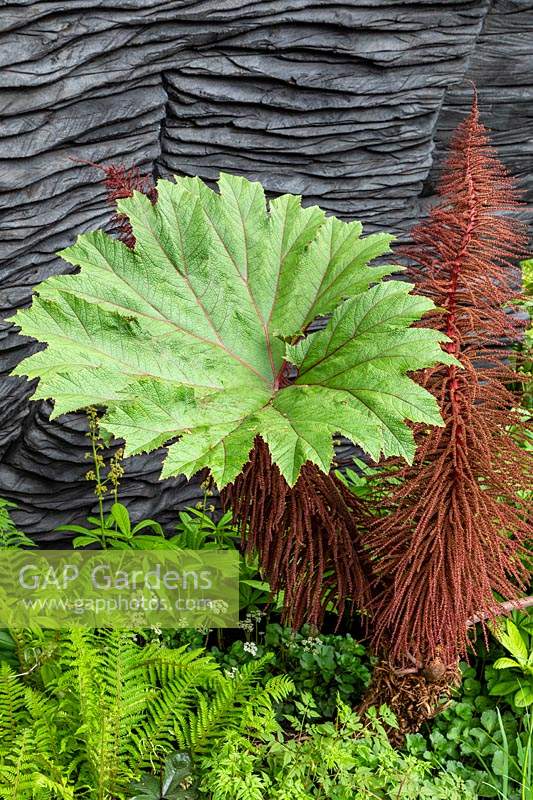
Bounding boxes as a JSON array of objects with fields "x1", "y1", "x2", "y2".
[
  {"x1": 0, "y1": 728, "x2": 42, "y2": 800},
  {"x1": 0, "y1": 499, "x2": 35, "y2": 549},
  {"x1": 0, "y1": 722, "x2": 74, "y2": 800},
  {"x1": 178, "y1": 657, "x2": 294, "y2": 754},
  {"x1": 137, "y1": 643, "x2": 219, "y2": 765},
  {"x1": 0, "y1": 630, "x2": 287, "y2": 799},
  {"x1": 0, "y1": 663, "x2": 26, "y2": 755},
  {"x1": 54, "y1": 628, "x2": 149, "y2": 797}
]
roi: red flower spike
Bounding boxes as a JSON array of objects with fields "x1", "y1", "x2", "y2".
[
  {"x1": 222, "y1": 437, "x2": 373, "y2": 629},
  {"x1": 100, "y1": 163, "x2": 157, "y2": 249},
  {"x1": 367, "y1": 96, "x2": 532, "y2": 668}
]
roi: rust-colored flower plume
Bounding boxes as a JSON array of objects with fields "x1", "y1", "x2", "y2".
[
  {"x1": 368, "y1": 96, "x2": 532, "y2": 667},
  {"x1": 100, "y1": 163, "x2": 157, "y2": 248},
  {"x1": 222, "y1": 437, "x2": 373, "y2": 629}
]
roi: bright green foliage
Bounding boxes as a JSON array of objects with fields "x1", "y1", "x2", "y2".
[
  {"x1": 199, "y1": 699, "x2": 474, "y2": 800},
  {"x1": 0, "y1": 629, "x2": 292, "y2": 800},
  {"x1": 178, "y1": 657, "x2": 293, "y2": 755},
  {"x1": 0, "y1": 664, "x2": 75, "y2": 800},
  {"x1": 0, "y1": 499, "x2": 35, "y2": 549},
  {"x1": 130, "y1": 752, "x2": 197, "y2": 799},
  {"x1": 212, "y1": 623, "x2": 372, "y2": 720},
  {"x1": 170, "y1": 507, "x2": 273, "y2": 614},
  {"x1": 171, "y1": 508, "x2": 239, "y2": 550},
  {"x1": 56, "y1": 501, "x2": 172, "y2": 549},
  {"x1": 413, "y1": 654, "x2": 533, "y2": 800},
  {"x1": 490, "y1": 613, "x2": 533, "y2": 708},
  {"x1": 11, "y1": 174, "x2": 454, "y2": 486}
]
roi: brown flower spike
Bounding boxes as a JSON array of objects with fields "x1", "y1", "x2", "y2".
[
  {"x1": 222, "y1": 437, "x2": 373, "y2": 629},
  {"x1": 100, "y1": 163, "x2": 157, "y2": 248},
  {"x1": 368, "y1": 96, "x2": 532, "y2": 667}
]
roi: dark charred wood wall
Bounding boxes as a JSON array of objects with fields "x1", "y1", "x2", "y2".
[{"x1": 1, "y1": 0, "x2": 532, "y2": 539}]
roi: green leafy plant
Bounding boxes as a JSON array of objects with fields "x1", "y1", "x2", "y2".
[
  {"x1": 55, "y1": 407, "x2": 171, "y2": 549},
  {"x1": 11, "y1": 173, "x2": 453, "y2": 489},
  {"x1": 171, "y1": 506, "x2": 274, "y2": 614},
  {"x1": 264, "y1": 623, "x2": 371, "y2": 719},
  {"x1": 182, "y1": 656, "x2": 293, "y2": 755},
  {"x1": 409, "y1": 663, "x2": 515, "y2": 797},
  {"x1": 334, "y1": 457, "x2": 385, "y2": 501},
  {"x1": 414, "y1": 647, "x2": 533, "y2": 799},
  {"x1": 130, "y1": 752, "x2": 197, "y2": 799},
  {"x1": 0, "y1": 631, "x2": 212, "y2": 799},
  {"x1": 490, "y1": 614, "x2": 533, "y2": 708},
  {"x1": 57, "y1": 501, "x2": 171, "y2": 549},
  {"x1": 0, "y1": 505, "x2": 43, "y2": 671},
  {"x1": 237, "y1": 556, "x2": 274, "y2": 613},
  {"x1": 199, "y1": 698, "x2": 474, "y2": 799},
  {"x1": 484, "y1": 707, "x2": 533, "y2": 800},
  {"x1": 0, "y1": 499, "x2": 35, "y2": 549},
  {"x1": 172, "y1": 508, "x2": 238, "y2": 551},
  {"x1": 0, "y1": 629, "x2": 292, "y2": 800}
]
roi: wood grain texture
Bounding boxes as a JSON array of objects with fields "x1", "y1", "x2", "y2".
[{"x1": 0, "y1": 0, "x2": 531, "y2": 538}]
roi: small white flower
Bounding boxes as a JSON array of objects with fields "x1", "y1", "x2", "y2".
[
  {"x1": 238, "y1": 618, "x2": 254, "y2": 633},
  {"x1": 210, "y1": 599, "x2": 229, "y2": 615},
  {"x1": 301, "y1": 636, "x2": 321, "y2": 653},
  {"x1": 243, "y1": 641, "x2": 258, "y2": 656},
  {"x1": 224, "y1": 666, "x2": 239, "y2": 679}
]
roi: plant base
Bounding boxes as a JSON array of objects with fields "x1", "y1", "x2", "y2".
[{"x1": 359, "y1": 659, "x2": 461, "y2": 745}]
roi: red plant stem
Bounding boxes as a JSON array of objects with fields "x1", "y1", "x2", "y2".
[
  {"x1": 467, "y1": 596, "x2": 533, "y2": 627},
  {"x1": 394, "y1": 598, "x2": 533, "y2": 675},
  {"x1": 273, "y1": 359, "x2": 292, "y2": 390}
]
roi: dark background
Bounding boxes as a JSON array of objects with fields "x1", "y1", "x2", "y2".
[{"x1": 1, "y1": 0, "x2": 532, "y2": 540}]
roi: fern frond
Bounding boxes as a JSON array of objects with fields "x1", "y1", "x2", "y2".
[
  {"x1": 71, "y1": 630, "x2": 150, "y2": 797},
  {"x1": 0, "y1": 728, "x2": 35, "y2": 799},
  {"x1": 136, "y1": 643, "x2": 218, "y2": 765},
  {"x1": 25, "y1": 686, "x2": 75, "y2": 780},
  {"x1": 0, "y1": 663, "x2": 28, "y2": 756},
  {"x1": 239, "y1": 674, "x2": 294, "y2": 738},
  {"x1": 142, "y1": 642, "x2": 218, "y2": 686},
  {"x1": 33, "y1": 776, "x2": 74, "y2": 800},
  {"x1": 178, "y1": 657, "x2": 276, "y2": 754},
  {"x1": 0, "y1": 727, "x2": 72, "y2": 800},
  {"x1": 0, "y1": 499, "x2": 35, "y2": 549},
  {"x1": 0, "y1": 630, "x2": 281, "y2": 797},
  {"x1": 259, "y1": 674, "x2": 294, "y2": 705}
]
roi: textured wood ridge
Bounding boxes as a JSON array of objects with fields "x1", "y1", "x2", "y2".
[{"x1": 0, "y1": 0, "x2": 531, "y2": 538}]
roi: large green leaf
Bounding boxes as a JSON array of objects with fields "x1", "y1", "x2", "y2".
[{"x1": 11, "y1": 173, "x2": 455, "y2": 487}]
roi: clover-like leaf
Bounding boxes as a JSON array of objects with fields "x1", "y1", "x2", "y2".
[{"x1": 11, "y1": 173, "x2": 455, "y2": 486}]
